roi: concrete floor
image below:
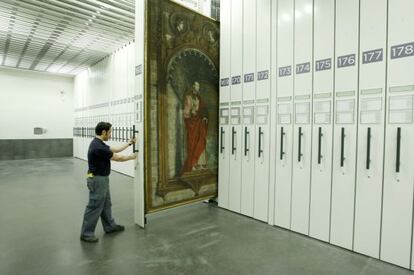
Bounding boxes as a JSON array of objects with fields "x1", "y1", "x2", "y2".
[{"x1": 0, "y1": 158, "x2": 412, "y2": 275}]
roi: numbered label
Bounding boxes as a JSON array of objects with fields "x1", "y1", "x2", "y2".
[
  {"x1": 315, "y1": 58, "x2": 332, "y2": 71},
  {"x1": 337, "y1": 54, "x2": 356, "y2": 68},
  {"x1": 362, "y1": 48, "x2": 383, "y2": 64},
  {"x1": 220, "y1": 78, "x2": 229, "y2": 87},
  {"x1": 279, "y1": 66, "x2": 292, "y2": 77},
  {"x1": 244, "y1": 73, "x2": 254, "y2": 83},
  {"x1": 296, "y1": 62, "x2": 311, "y2": 74},
  {"x1": 258, "y1": 70, "x2": 269, "y2": 81},
  {"x1": 391, "y1": 42, "x2": 414, "y2": 59},
  {"x1": 135, "y1": 64, "x2": 142, "y2": 75},
  {"x1": 232, "y1": 75, "x2": 241, "y2": 85}
]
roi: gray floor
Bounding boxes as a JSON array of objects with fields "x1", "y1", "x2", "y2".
[{"x1": 0, "y1": 158, "x2": 411, "y2": 275}]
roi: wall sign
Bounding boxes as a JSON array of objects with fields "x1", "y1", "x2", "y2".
[
  {"x1": 391, "y1": 42, "x2": 414, "y2": 59},
  {"x1": 221, "y1": 78, "x2": 229, "y2": 87},
  {"x1": 279, "y1": 65, "x2": 292, "y2": 77},
  {"x1": 315, "y1": 58, "x2": 332, "y2": 71},
  {"x1": 231, "y1": 75, "x2": 241, "y2": 85},
  {"x1": 258, "y1": 70, "x2": 269, "y2": 80},
  {"x1": 244, "y1": 73, "x2": 254, "y2": 83},
  {"x1": 362, "y1": 48, "x2": 383, "y2": 64},
  {"x1": 296, "y1": 62, "x2": 311, "y2": 74},
  {"x1": 337, "y1": 54, "x2": 356, "y2": 68}
]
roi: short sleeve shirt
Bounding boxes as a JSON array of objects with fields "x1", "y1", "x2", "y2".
[{"x1": 87, "y1": 138, "x2": 113, "y2": 176}]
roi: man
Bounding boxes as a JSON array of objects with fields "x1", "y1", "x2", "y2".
[
  {"x1": 80, "y1": 122, "x2": 136, "y2": 243},
  {"x1": 181, "y1": 81, "x2": 209, "y2": 174}
]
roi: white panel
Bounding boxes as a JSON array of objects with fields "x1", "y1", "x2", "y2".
[
  {"x1": 255, "y1": 0, "x2": 271, "y2": 100},
  {"x1": 230, "y1": 0, "x2": 243, "y2": 102},
  {"x1": 309, "y1": 0, "x2": 334, "y2": 242},
  {"x1": 268, "y1": 0, "x2": 278, "y2": 225},
  {"x1": 218, "y1": 0, "x2": 232, "y2": 209},
  {"x1": 243, "y1": 0, "x2": 256, "y2": 102},
  {"x1": 241, "y1": 115, "x2": 256, "y2": 217},
  {"x1": 254, "y1": 108, "x2": 270, "y2": 222},
  {"x1": 228, "y1": 0, "x2": 243, "y2": 213},
  {"x1": 133, "y1": 0, "x2": 145, "y2": 228},
  {"x1": 252, "y1": 0, "x2": 271, "y2": 223},
  {"x1": 220, "y1": 0, "x2": 231, "y2": 103},
  {"x1": 229, "y1": 122, "x2": 243, "y2": 213},
  {"x1": 218, "y1": 112, "x2": 231, "y2": 209},
  {"x1": 381, "y1": 0, "x2": 414, "y2": 269},
  {"x1": 274, "y1": 0, "x2": 294, "y2": 230},
  {"x1": 291, "y1": 0, "x2": 313, "y2": 235},
  {"x1": 330, "y1": 0, "x2": 360, "y2": 251},
  {"x1": 354, "y1": 0, "x2": 387, "y2": 259}
]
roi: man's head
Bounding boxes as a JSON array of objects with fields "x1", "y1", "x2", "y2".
[
  {"x1": 192, "y1": 81, "x2": 200, "y2": 94},
  {"x1": 95, "y1": 122, "x2": 112, "y2": 141}
]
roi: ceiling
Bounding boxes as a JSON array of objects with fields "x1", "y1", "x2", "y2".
[{"x1": 0, "y1": 0, "x2": 135, "y2": 76}]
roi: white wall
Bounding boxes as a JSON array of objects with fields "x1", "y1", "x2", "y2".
[{"x1": 0, "y1": 67, "x2": 74, "y2": 139}]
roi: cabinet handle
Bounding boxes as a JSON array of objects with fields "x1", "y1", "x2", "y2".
[
  {"x1": 366, "y1": 127, "x2": 371, "y2": 170},
  {"x1": 298, "y1": 127, "x2": 303, "y2": 162},
  {"x1": 220, "y1": 127, "x2": 225, "y2": 153},
  {"x1": 231, "y1": 127, "x2": 236, "y2": 155},
  {"x1": 132, "y1": 125, "x2": 139, "y2": 153},
  {"x1": 280, "y1": 127, "x2": 285, "y2": 160},
  {"x1": 318, "y1": 127, "x2": 323, "y2": 164},
  {"x1": 396, "y1": 127, "x2": 401, "y2": 173},
  {"x1": 340, "y1": 127, "x2": 345, "y2": 167},
  {"x1": 244, "y1": 127, "x2": 250, "y2": 156},
  {"x1": 258, "y1": 127, "x2": 264, "y2": 158}
]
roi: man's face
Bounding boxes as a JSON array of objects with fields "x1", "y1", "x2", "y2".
[{"x1": 102, "y1": 128, "x2": 112, "y2": 141}]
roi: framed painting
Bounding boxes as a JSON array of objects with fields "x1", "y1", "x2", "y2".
[{"x1": 144, "y1": 0, "x2": 219, "y2": 212}]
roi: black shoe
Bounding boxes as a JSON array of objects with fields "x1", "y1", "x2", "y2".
[
  {"x1": 106, "y1": 225, "x2": 125, "y2": 234},
  {"x1": 80, "y1": 235, "x2": 99, "y2": 243}
]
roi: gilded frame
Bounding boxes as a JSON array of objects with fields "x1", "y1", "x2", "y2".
[{"x1": 144, "y1": 0, "x2": 219, "y2": 212}]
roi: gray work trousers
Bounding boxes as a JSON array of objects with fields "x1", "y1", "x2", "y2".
[{"x1": 80, "y1": 175, "x2": 117, "y2": 237}]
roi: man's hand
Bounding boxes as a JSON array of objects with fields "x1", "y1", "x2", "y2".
[
  {"x1": 128, "y1": 137, "x2": 137, "y2": 146},
  {"x1": 111, "y1": 137, "x2": 137, "y2": 153}
]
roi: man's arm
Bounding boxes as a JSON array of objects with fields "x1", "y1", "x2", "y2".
[
  {"x1": 111, "y1": 153, "x2": 136, "y2": 162},
  {"x1": 110, "y1": 138, "x2": 136, "y2": 153}
]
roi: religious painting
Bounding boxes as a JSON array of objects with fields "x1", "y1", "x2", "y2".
[{"x1": 144, "y1": 0, "x2": 219, "y2": 212}]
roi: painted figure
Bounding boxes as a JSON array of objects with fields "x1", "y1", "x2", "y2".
[{"x1": 182, "y1": 81, "x2": 209, "y2": 173}]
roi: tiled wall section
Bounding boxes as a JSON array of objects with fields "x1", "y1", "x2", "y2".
[{"x1": 0, "y1": 139, "x2": 73, "y2": 160}]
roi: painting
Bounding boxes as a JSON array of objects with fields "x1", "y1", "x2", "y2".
[{"x1": 144, "y1": 0, "x2": 219, "y2": 212}]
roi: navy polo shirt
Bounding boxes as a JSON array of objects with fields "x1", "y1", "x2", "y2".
[{"x1": 87, "y1": 138, "x2": 114, "y2": 176}]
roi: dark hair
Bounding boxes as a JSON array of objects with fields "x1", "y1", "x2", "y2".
[{"x1": 95, "y1": 122, "x2": 112, "y2": 135}]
